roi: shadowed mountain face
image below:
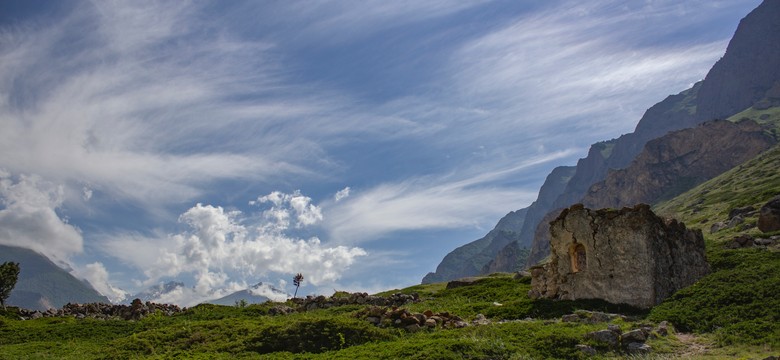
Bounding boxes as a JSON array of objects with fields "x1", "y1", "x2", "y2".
[
  {"x1": 421, "y1": 208, "x2": 527, "y2": 284},
  {"x1": 0, "y1": 245, "x2": 109, "y2": 311},
  {"x1": 426, "y1": 0, "x2": 780, "y2": 282}
]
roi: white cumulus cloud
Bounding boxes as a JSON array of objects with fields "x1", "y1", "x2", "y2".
[
  {"x1": 102, "y1": 191, "x2": 365, "y2": 305},
  {"x1": 79, "y1": 262, "x2": 128, "y2": 303},
  {"x1": 0, "y1": 171, "x2": 83, "y2": 264}
]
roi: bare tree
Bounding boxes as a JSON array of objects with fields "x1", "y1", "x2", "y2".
[{"x1": 292, "y1": 273, "x2": 304, "y2": 299}]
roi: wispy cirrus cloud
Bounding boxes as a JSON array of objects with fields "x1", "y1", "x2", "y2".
[{"x1": 322, "y1": 150, "x2": 577, "y2": 245}]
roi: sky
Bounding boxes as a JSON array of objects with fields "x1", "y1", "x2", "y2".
[{"x1": 0, "y1": 0, "x2": 763, "y2": 305}]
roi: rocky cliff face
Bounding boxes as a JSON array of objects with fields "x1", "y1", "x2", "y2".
[
  {"x1": 475, "y1": 166, "x2": 575, "y2": 275},
  {"x1": 521, "y1": 1, "x2": 780, "y2": 268},
  {"x1": 582, "y1": 120, "x2": 777, "y2": 209},
  {"x1": 529, "y1": 204, "x2": 710, "y2": 309},
  {"x1": 421, "y1": 208, "x2": 527, "y2": 284},
  {"x1": 695, "y1": 0, "x2": 780, "y2": 122}
]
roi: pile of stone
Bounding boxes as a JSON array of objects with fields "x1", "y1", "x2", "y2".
[
  {"x1": 355, "y1": 306, "x2": 479, "y2": 332},
  {"x1": 17, "y1": 298, "x2": 182, "y2": 321},
  {"x1": 560, "y1": 310, "x2": 630, "y2": 324},
  {"x1": 712, "y1": 196, "x2": 780, "y2": 235},
  {"x1": 577, "y1": 321, "x2": 670, "y2": 356},
  {"x1": 711, "y1": 205, "x2": 757, "y2": 233},
  {"x1": 725, "y1": 234, "x2": 779, "y2": 249},
  {"x1": 289, "y1": 292, "x2": 419, "y2": 312}
]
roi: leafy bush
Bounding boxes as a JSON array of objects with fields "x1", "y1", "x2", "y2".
[
  {"x1": 246, "y1": 317, "x2": 394, "y2": 354},
  {"x1": 649, "y1": 249, "x2": 780, "y2": 346}
]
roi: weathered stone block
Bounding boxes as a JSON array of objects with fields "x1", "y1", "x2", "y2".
[{"x1": 530, "y1": 204, "x2": 710, "y2": 308}]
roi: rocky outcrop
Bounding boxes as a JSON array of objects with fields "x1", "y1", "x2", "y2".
[
  {"x1": 355, "y1": 306, "x2": 471, "y2": 332},
  {"x1": 582, "y1": 120, "x2": 777, "y2": 209},
  {"x1": 758, "y1": 195, "x2": 780, "y2": 232},
  {"x1": 529, "y1": 204, "x2": 709, "y2": 309},
  {"x1": 422, "y1": 208, "x2": 527, "y2": 284}
]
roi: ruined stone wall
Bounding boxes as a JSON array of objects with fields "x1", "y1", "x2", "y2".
[{"x1": 529, "y1": 204, "x2": 709, "y2": 309}]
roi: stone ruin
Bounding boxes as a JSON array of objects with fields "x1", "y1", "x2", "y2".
[{"x1": 528, "y1": 204, "x2": 710, "y2": 309}]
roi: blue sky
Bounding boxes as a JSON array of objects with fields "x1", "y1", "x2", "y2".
[{"x1": 0, "y1": 0, "x2": 762, "y2": 305}]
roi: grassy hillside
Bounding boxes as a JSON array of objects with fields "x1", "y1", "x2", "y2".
[{"x1": 651, "y1": 143, "x2": 780, "y2": 348}]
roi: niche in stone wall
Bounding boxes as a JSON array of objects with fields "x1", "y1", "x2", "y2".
[{"x1": 569, "y1": 243, "x2": 587, "y2": 273}]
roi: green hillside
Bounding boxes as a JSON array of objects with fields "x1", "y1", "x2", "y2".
[{"x1": 649, "y1": 143, "x2": 780, "y2": 347}]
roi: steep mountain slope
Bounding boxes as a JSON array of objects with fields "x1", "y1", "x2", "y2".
[
  {"x1": 428, "y1": 0, "x2": 780, "y2": 281},
  {"x1": 421, "y1": 208, "x2": 527, "y2": 284},
  {"x1": 0, "y1": 245, "x2": 109, "y2": 310},
  {"x1": 518, "y1": 0, "x2": 780, "y2": 268}
]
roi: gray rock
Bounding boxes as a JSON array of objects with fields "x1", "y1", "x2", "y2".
[
  {"x1": 471, "y1": 314, "x2": 490, "y2": 326},
  {"x1": 711, "y1": 222, "x2": 726, "y2": 234},
  {"x1": 585, "y1": 330, "x2": 619, "y2": 348},
  {"x1": 758, "y1": 195, "x2": 780, "y2": 232},
  {"x1": 607, "y1": 324, "x2": 622, "y2": 335},
  {"x1": 587, "y1": 312, "x2": 612, "y2": 324},
  {"x1": 621, "y1": 329, "x2": 647, "y2": 344},
  {"x1": 727, "y1": 215, "x2": 745, "y2": 229},
  {"x1": 729, "y1": 206, "x2": 756, "y2": 219},
  {"x1": 445, "y1": 277, "x2": 483, "y2": 289},
  {"x1": 626, "y1": 342, "x2": 652, "y2": 354},
  {"x1": 561, "y1": 314, "x2": 580, "y2": 322}
]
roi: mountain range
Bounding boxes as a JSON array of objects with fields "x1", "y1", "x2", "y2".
[{"x1": 424, "y1": 0, "x2": 780, "y2": 283}]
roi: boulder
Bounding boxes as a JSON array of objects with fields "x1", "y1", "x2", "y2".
[
  {"x1": 445, "y1": 277, "x2": 483, "y2": 289},
  {"x1": 530, "y1": 204, "x2": 710, "y2": 308},
  {"x1": 621, "y1": 329, "x2": 647, "y2": 343},
  {"x1": 626, "y1": 342, "x2": 652, "y2": 354},
  {"x1": 729, "y1": 206, "x2": 756, "y2": 219},
  {"x1": 585, "y1": 330, "x2": 619, "y2": 348},
  {"x1": 758, "y1": 195, "x2": 780, "y2": 232}
]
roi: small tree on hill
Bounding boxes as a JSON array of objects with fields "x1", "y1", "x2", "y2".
[
  {"x1": 0, "y1": 261, "x2": 20, "y2": 310},
  {"x1": 293, "y1": 273, "x2": 304, "y2": 299}
]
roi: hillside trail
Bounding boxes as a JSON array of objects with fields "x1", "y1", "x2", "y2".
[{"x1": 676, "y1": 333, "x2": 711, "y2": 357}]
